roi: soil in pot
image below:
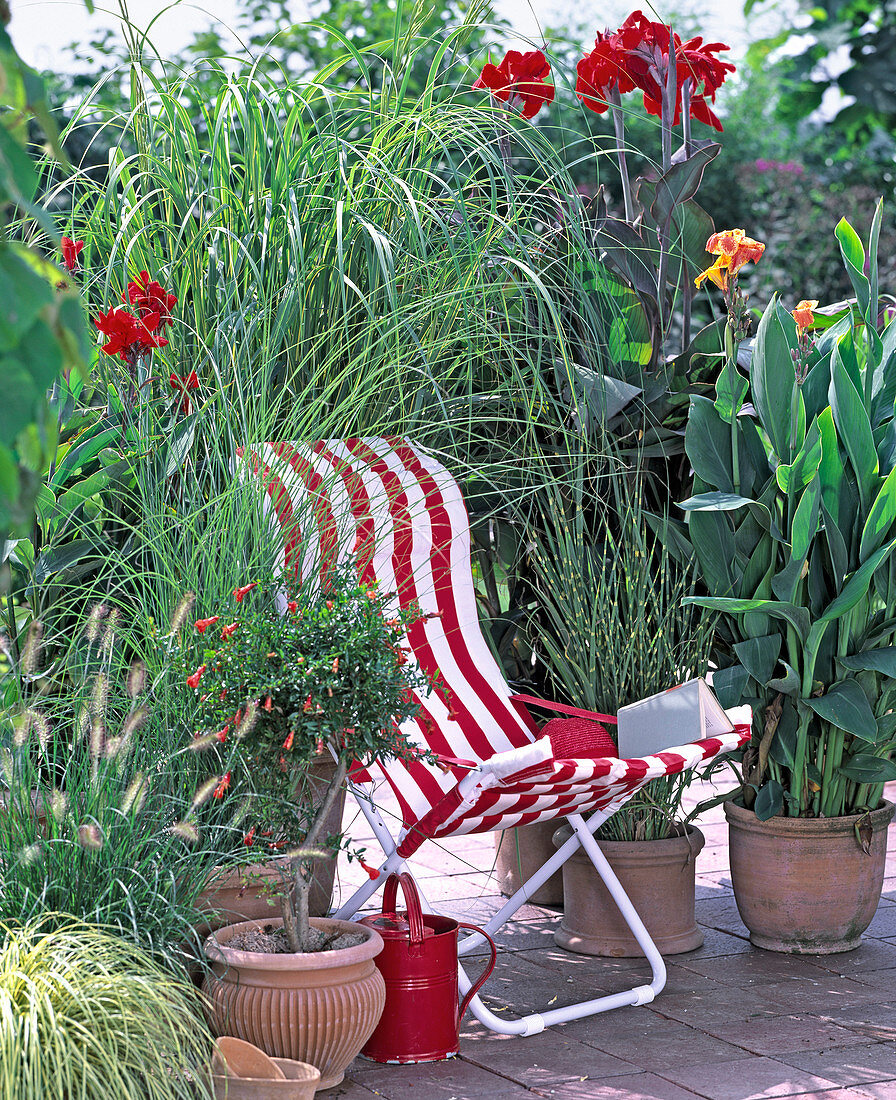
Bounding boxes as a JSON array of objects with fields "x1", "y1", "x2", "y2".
[
  {"x1": 725, "y1": 798, "x2": 895, "y2": 953},
  {"x1": 203, "y1": 917, "x2": 386, "y2": 1091},
  {"x1": 552, "y1": 823, "x2": 705, "y2": 956}
]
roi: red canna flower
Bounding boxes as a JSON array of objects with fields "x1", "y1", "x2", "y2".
[
  {"x1": 234, "y1": 583, "x2": 257, "y2": 602},
  {"x1": 61, "y1": 237, "x2": 84, "y2": 273},
  {"x1": 194, "y1": 616, "x2": 220, "y2": 634},
  {"x1": 169, "y1": 371, "x2": 199, "y2": 415},
  {"x1": 94, "y1": 307, "x2": 169, "y2": 361},
  {"x1": 186, "y1": 664, "x2": 206, "y2": 690},
  {"x1": 576, "y1": 11, "x2": 734, "y2": 131},
  {"x1": 221, "y1": 621, "x2": 239, "y2": 639},
  {"x1": 124, "y1": 271, "x2": 177, "y2": 326},
  {"x1": 212, "y1": 772, "x2": 231, "y2": 799},
  {"x1": 472, "y1": 49, "x2": 555, "y2": 119}
]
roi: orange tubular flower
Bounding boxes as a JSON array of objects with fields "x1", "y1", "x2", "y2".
[
  {"x1": 186, "y1": 665, "x2": 206, "y2": 690},
  {"x1": 793, "y1": 299, "x2": 818, "y2": 333},
  {"x1": 212, "y1": 772, "x2": 231, "y2": 799},
  {"x1": 695, "y1": 228, "x2": 765, "y2": 290},
  {"x1": 234, "y1": 582, "x2": 257, "y2": 602},
  {"x1": 194, "y1": 616, "x2": 220, "y2": 634}
]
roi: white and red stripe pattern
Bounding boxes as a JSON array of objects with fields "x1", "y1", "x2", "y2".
[{"x1": 240, "y1": 438, "x2": 749, "y2": 859}]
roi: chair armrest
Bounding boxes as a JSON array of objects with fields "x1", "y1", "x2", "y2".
[{"x1": 511, "y1": 693, "x2": 618, "y2": 726}]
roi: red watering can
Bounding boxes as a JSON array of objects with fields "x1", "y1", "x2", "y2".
[{"x1": 358, "y1": 872, "x2": 497, "y2": 1063}]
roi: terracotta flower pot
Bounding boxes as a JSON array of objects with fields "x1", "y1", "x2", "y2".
[
  {"x1": 203, "y1": 917, "x2": 386, "y2": 1091},
  {"x1": 552, "y1": 823, "x2": 705, "y2": 956},
  {"x1": 494, "y1": 822, "x2": 564, "y2": 907},
  {"x1": 211, "y1": 1057, "x2": 320, "y2": 1100},
  {"x1": 195, "y1": 858, "x2": 336, "y2": 933},
  {"x1": 725, "y1": 798, "x2": 895, "y2": 954}
]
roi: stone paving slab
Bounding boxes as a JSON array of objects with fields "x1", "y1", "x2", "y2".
[{"x1": 317, "y1": 778, "x2": 896, "y2": 1100}]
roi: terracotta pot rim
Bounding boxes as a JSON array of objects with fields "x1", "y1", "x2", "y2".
[
  {"x1": 205, "y1": 916, "x2": 383, "y2": 971},
  {"x1": 724, "y1": 798, "x2": 895, "y2": 834},
  {"x1": 553, "y1": 822, "x2": 704, "y2": 853}
]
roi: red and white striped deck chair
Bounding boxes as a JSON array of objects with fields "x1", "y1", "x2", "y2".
[{"x1": 241, "y1": 436, "x2": 750, "y2": 1037}]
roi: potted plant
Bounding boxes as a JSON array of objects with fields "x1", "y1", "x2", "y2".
[
  {"x1": 185, "y1": 566, "x2": 434, "y2": 1088},
  {"x1": 672, "y1": 210, "x2": 896, "y2": 952},
  {"x1": 526, "y1": 482, "x2": 720, "y2": 956}
]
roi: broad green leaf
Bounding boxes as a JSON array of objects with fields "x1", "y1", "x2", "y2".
[
  {"x1": 838, "y1": 754, "x2": 896, "y2": 783},
  {"x1": 32, "y1": 538, "x2": 101, "y2": 584},
  {"x1": 733, "y1": 634, "x2": 781, "y2": 685},
  {"x1": 775, "y1": 418, "x2": 822, "y2": 495},
  {"x1": 711, "y1": 663, "x2": 750, "y2": 709},
  {"x1": 767, "y1": 660, "x2": 801, "y2": 696},
  {"x1": 804, "y1": 679, "x2": 877, "y2": 740},
  {"x1": 829, "y1": 341, "x2": 878, "y2": 513},
  {"x1": 647, "y1": 143, "x2": 721, "y2": 232},
  {"x1": 821, "y1": 539, "x2": 896, "y2": 623},
  {"x1": 679, "y1": 491, "x2": 754, "y2": 511},
  {"x1": 835, "y1": 217, "x2": 870, "y2": 319},
  {"x1": 685, "y1": 396, "x2": 733, "y2": 492},
  {"x1": 839, "y1": 646, "x2": 896, "y2": 678},
  {"x1": 714, "y1": 359, "x2": 749, "y2": 421},
  {"x1": 687, "y1": 509, "x2": 738, "y2": 596},
  {"x1": 771, "y1": 476, "x2": 820, "y2": 602},
  {"x1": 755, "y1": 779, "x2": 784, "y2": 820},
  {"x1": 860, "y1": 463, "x2": 896, "y2": 560},
  {"x1": 750, "y1": 295, "x2": 797, "y2": 461},
  {"x1": 0, "y1": 356, "x2": 39, "y2": 444},
  {"x1": 685, "y1": 595, "x2": 810, "y2": 641},
  {"x1": 0, "y1": 249, "x2": 52, "y2": 352}
]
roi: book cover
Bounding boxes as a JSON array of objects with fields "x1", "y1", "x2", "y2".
[{"x1": 616, "y1": 677, "x2": 734, "y2": 759}]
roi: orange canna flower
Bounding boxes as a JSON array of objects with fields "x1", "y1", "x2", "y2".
[
  {"x1": 792, "y1": 299, "x2": 818, "y2": 333},
  {"x1": 695, "y1": 228, "x2": 765, "y2": 291}
]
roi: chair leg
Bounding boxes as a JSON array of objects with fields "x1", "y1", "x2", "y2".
[
  {"x1": 332, "y1": 784, "x2": 407, "y2": 919},
  {"x1": 458, "y1": 810, "x2": 666, "y2": 1036}
]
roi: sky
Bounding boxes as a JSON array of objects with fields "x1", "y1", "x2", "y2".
[{"x1": 9, "y1": 0, "x2": 782, "y2": 73}]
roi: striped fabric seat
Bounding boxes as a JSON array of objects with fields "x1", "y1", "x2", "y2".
[{"x1": 242, "y1": 436, "x2": 750, "y2": 1038}]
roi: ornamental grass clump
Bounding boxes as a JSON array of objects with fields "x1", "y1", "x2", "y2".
[
  {"x1": 0, "y1": 915, "x2": 214, "y2": 1100},
  {"x1": 178, "y1": 568, "x2": 435, "y2": 953}
]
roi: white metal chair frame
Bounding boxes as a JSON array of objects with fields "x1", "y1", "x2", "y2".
[{"x1": 242, "y1": 436, "x2": 750, "y2": 1038}]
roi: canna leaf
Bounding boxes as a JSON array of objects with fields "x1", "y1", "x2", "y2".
[
  {"x1": 685, "y1": 396, "x2": 733, "y2": 492},
  {"x1": 714, "y1": 359, "x2": 749, "y2": 421},
  {"x1": 750, "y1": 295, "x2": 797, "y2": 462},
  {"x1": 685, "y1": 596, "x2": 810, "y2": 641},
  {"x1": 834, "y1": 217, "x2": 870, "y2": 319},
  {"x1": 839, "y1": 646, "x2": 896, "y2": 678},
  {"x1": 859, "y1": 463, "x2": 896, "y2": 560},
  {"x1": 829, "y1": 342, "x2": 879, "y2": 514},
  {"x1": 733, "y1": 634, "x2": 781, "y2": 686},
  {"x1": 838, "y1": 754, "x2": 896, "y2": 783},
  {"x1": 804, "y1": 679, "x2": 877, "y2": 740},
  {"x1": 754, "y1": 779, "x2": 784, "y2": 820},
  {"x1": 821, "y1": 539, "x2": 896, "y2": 623},
  {"x1": 679, "y1": 491, "x2": 754, "y2": 511}
]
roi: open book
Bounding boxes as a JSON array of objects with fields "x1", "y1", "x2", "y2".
[{"x1": 616, "y1": 677, "x2": 735, "y2": 759}]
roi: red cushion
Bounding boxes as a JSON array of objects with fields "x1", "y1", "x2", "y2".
[{"x1": 542, "y1": 716, "x2": 617, "y2": 759}]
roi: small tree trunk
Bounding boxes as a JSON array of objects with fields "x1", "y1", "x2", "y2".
[{"x1": 281, "y1": 757, "x2": 348, "y2": 952}]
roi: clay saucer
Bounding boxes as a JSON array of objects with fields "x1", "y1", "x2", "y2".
[{"x1": 212, "y1": 1036, "x2": 286, "y2": 1080}]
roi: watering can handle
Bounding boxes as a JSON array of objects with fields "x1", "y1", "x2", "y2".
[
  {"x1": 381, "y1": 872, "x2": 426, "y2": 945},
  {"x1": 456, "y1": 923, "x2": 498, "y2": 1023}
]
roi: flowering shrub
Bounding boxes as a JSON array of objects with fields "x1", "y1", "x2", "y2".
[{"x1": 177, "y1": 568, "x2": 435, "y2": 951}]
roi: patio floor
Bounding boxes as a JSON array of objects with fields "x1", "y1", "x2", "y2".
[{"x1": 324, "y1": 777, "x2": 896, "y2": 1100}]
